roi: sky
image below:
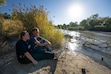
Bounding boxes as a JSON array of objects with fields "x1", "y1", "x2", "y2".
[{"x1": 0, "y1": 0, "x2": 111, "y2": 25}]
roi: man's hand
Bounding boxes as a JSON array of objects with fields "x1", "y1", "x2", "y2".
[{"x1": 46, "y1": 41, "x2": 51, "y2": 46}]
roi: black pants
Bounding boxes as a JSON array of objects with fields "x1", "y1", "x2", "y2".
[
  {"x1": 17, "y1": 56, "x2": 31, "y2": 64},
  {"x1": 30, "y1": 52, "x2": 54, "y2": 61},
  {"x1": 17, "y1": 51, "x2": 54, "y2": 64}
]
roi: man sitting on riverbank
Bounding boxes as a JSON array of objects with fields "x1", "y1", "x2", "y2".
[{"x1": 30, "y1": 27, "x2": 52, "y2": 53}]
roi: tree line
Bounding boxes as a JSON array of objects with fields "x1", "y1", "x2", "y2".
[{"x1": 57, "y1": 14, "x2": 111, "y2": 32}]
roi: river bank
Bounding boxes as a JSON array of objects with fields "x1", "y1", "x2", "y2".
[
  {"x1": 0, "y1": 49, "x2": 111, "y2": 74},
  {"x1": 64, "y1": 30, "x2": 111, "y2": 69},
  {"x1": 0, "y1": 31, "x2": 111, "y2": 74},
  {"x1": 55, "y1": 50, "x2": 111, "y2": 74}
]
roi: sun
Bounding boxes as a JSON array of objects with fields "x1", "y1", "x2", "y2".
[{"x1": 67, "y1": 4, "x2": 84, "y2": 18}]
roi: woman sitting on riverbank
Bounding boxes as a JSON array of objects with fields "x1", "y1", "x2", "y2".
[{"x1": 16, "y1": 31, "x2": 56, "y2": 65}]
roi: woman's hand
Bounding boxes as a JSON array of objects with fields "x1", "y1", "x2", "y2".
[
  {"x1": 24, "y1": 52, "x2": 38, "y2": 65},
  {"x1": 32, "y1": 60, "x2": 38, "y2": 65}
]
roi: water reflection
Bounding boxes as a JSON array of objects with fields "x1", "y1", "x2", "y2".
[
  {"x1": 81, "y1": 31, "x2": 111, "y2": 42},
  {"x1": 62, "y1": 30, "x2": 81, "y2": 51},
  {"x1": 62, "y1": 30, "x2": 111, "y2": 69}
]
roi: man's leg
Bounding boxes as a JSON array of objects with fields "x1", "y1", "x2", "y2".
[
  {"x1": 41, "y1": 39, "x2": 52, "y2": 52},
  {"x1": 32, "y1": 46, "x2": 45, "y2": 54},
  {"x1": 30, "y1": 52, "x2": 54, "y2": 61},
  {"x1": 45, "y1": 46, "x2": 52, "y2": 52}
]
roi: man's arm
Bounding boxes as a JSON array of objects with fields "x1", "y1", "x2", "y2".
[
  {"x1": 34, "y1": 37, "x2": 51, "y2": 46},
  {"x1": 34, "y1": 41, "x2": 49, "y2": 46},
  {"x1": 24, "y1": 52, "x2": 37, "y2": 65}
]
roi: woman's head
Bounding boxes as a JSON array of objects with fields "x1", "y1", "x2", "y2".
[{"x1": 20, "y1": 31, "x2": 30, "y2": 41}]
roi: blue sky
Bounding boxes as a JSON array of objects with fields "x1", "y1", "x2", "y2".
[{"x1": 0, "y1": 0, "x2": 111, "y2": 25}]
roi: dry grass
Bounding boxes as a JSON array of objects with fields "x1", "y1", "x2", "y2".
[{"x1": 2, "y1": 20, "x2": 24, "y2": 36}]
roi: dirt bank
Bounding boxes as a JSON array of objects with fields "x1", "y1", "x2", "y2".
[{"x1": 0, "y1": 50, "x2": 111, "y2": 74}]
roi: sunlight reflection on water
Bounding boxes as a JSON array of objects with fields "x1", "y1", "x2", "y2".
[
  {"x1": 68, "y1": 42, "x2": 78, "y2": 51},
  {"x1": 63, "y1": 30, "x2": 81, "y2": 51},
  {"x1": 62, "y1": 29, "x2": 111, "y2": 69}
]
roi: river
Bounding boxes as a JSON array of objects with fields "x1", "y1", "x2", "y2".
[{"x1": 62, "y1": 30, "x2": 111, "y2": 69}]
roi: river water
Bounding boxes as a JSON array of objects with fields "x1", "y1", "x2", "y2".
[{"x1": 62, "y1": 30, "x2": 111, "y2": 69}]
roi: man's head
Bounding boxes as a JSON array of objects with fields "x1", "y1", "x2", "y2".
[{"x1": 32, "y1": 27, "x2": 39, "y2": 36}]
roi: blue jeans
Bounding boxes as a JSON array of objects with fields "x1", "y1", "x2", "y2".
[
  {"x1": 29, "y1": 38, "x2": 54, "y2": 61},
  {"x1": 40, "y1": 39, "x2": 52, "y2": 52}
]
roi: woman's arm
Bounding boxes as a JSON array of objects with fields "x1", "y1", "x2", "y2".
[{"x1": 24, "y1": 52, "x2": 37, "y2": 65}]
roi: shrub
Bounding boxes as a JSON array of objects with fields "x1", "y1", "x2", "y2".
[
  {"x1": 12, "y1": 4, "x2": 64, "y2": 48},
  {"x1": 2, "y1": 20, "x2": 24, "y2": 36}
]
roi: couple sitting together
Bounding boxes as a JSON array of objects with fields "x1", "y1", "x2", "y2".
[{"x1": 16, "y1": 28, "x2": 61, "y2": 65}]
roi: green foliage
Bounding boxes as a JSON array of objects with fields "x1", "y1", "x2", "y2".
[
  {"x1": 57, "y1": 14, "x2": 111, "y2": 32},
  {"x1": 0, "y1": 17, "x2": 3, "y2": 34},
  {"x1": 3, "y1": 13, "x2": 11, "y2": 19},
  {"x1": 82, "y1": 14, "x2": 111, "y2": 31},
  {"x1": 0, "y1": 0, "x2": 6, "y2": 7},
  {"x1": 12, "y1": 4, "x2": 64, "y2": 48}
]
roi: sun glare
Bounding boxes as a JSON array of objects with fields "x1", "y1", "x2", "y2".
[{"x1": 67, "y1": 4, "x2": 84, "y2": 18}]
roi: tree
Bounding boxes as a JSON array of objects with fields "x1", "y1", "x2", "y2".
[
  {"x1": 0, "y1": 0, "x2": 6, "y2": 7},
  {"x1": 69, "y1": 22, "x2": 78, "y2": 27},
  {"x1": 80, "y1": 19, "x2": 89, "y2": 30},
  {"x1": 104, "y1": 17, "x2": 111, "y2": 31},
  {"x1": 88, "y1": 14, "x2": 99, "y2": 29},
  {"x1": 57, "y1": 25, "x2": 63, "y2": 29},
  {"x1": 63, "y1": 23, "x2": 67, "y2": 29},
  {"x1": 90, "y1": 14, "x2": 99, "y2": 20},
  {"x1": 3, "y1": 13, "x2": 11, "y2": 19}
]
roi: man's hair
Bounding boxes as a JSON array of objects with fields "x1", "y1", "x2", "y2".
[
  {"x1": 20, "y1": 31, "x2": 27, "y2": 39},
  {"x1": 32, "y1": 27, "x2": 39, "y2": 32}
]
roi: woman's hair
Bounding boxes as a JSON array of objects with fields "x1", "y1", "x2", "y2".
[{"x1": 20, "y1": 31, "x2": 27, "y2": 39}]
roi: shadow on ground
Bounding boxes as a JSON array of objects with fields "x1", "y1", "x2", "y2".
[{"x1": 0, "y1": 52, "x2": 58, "y2": 74}]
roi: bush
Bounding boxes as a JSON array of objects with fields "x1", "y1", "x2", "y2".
[
  {"x1": 0, "y1": 17, "x2": 4, "y2": 34},
  {"x1": 39, "y1": 25, "x2": 64, "y2": 48},
  {"x1": 12, "y1": 5, "x2": 64, "y2": 48},
  {"x1": 2, "y1": 20, "x2": 24, "y2": 36}
]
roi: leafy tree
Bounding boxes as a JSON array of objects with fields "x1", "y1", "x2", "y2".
[
  {"x1": 0, "y1": 0, "x2": 6, "y2": 7},
  {"x1": 104, "y1": 17, "x2": 111, "y2": 31},
  {"x1": 62, "y1": 23, "x2": 67, "y2": 29},
  {"x1": 80, "y1": 19, "x2": 87, "y2": 29},
  {"x1": 57, "y1": 24, "x2": 63, "y2": 29},
  {"x1": 69, "y1": 22, "x2": 78, "y2": 27},
  {"x1": 87, "y1": 14, "x2": 99, "y2": 29},
  {"x1": 90, "y1": 14, "x2": 99, "y2": 20},
  {"x1": 58, "y1": 14, "x2": 111, "y2": 32},
  {"x1": 3, "y1": 13, "x2": 11, "y2": 19}
]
